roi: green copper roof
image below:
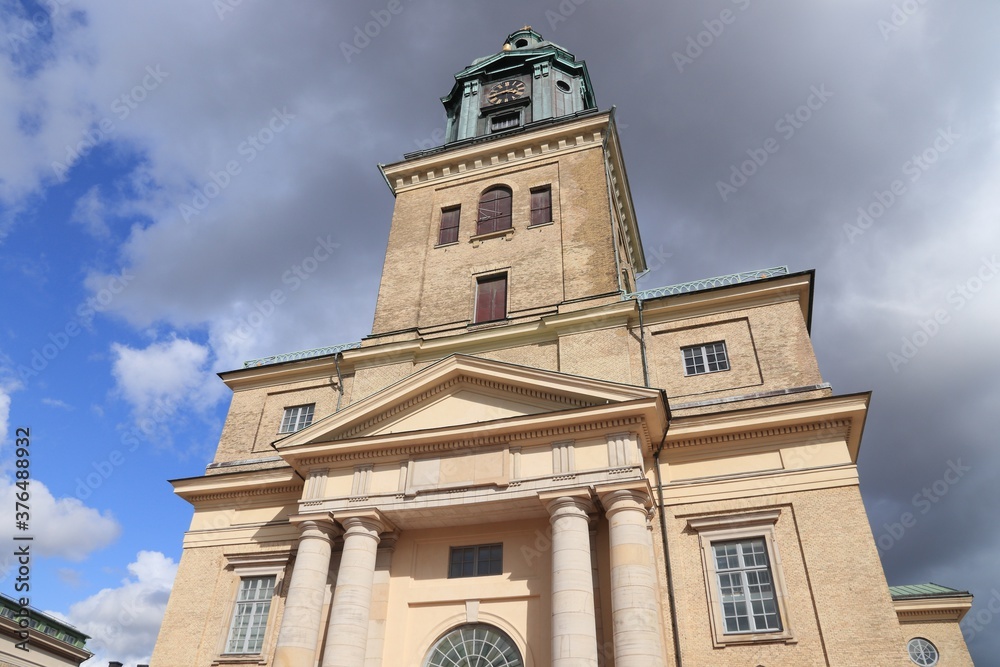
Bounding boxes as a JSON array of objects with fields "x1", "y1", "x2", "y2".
[{"x1": 889, "y1": 583, "x2": 970, "y2": 599}]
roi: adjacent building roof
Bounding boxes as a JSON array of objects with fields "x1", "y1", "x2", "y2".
[{"x1": 890, "y1": 583, "x2": 971, "y2": 599}]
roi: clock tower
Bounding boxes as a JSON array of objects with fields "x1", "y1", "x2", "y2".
[
  {"x1": 371, "y1": 28, "x2": 644, "y2": 340},
  {"x1": 441, "y1": 27, "x2": 597, "y2": 142}
]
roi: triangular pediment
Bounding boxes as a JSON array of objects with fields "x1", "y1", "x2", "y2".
[{"x1": 275, "y1": 354, "x2": 661, "y2": 450}]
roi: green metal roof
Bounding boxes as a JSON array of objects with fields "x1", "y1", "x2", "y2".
[{"x1": 889, "y1": 583, "x2": 970, "y2": 599}]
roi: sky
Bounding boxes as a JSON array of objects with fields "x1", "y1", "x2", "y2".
[{"x1": 0, "y1": 1, "x2": 997, "y2": 665}]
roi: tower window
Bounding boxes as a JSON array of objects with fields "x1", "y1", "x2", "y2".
[
  {"x1": 477, "y1": 186, "x2": 512, "y2": 234},
  {"x1": 280, "y1": 404, "x2": 315, "y2": 433},
  {"x1": 438, "y1": 205, "x2": 460, "y2": 245},
  {"x1": 474, "y1": 274, "x2": 507, "y2": 324},
  {"x1": 490, "y1": 112, "x2": 520, "y2": 132},
  {"x1": 514, "y1": 38, "x2": 528, "y2": 48},
  {"x1": 556, "y1": 80, "x2": 571, "y2": 93},
  {"x1": 682, "y1": 342, "x2": 729, "y2": 375},
  {"x1": 530, "y1": 186, "x2": 552, "y2": 226}
]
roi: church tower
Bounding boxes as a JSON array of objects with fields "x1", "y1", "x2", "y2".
[
  {"x1": 371, "y1": 27, "x2": 644, "y2": 339},
  {"x1": 150, "y1": 29, "x2": 975, "y2": 667}
]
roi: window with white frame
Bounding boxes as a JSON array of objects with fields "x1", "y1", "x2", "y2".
[
  {"x1": 907, "y1": 638, "x2": 939, "y2": 666},
  {"x1": 687, "y1": 509, "x2": 794, "y2": 646},
  {"x1": 280, "y1": 404, "x2": 314, "y2": 433},
  {"x1": 712, "y1": 539, "x2": 781, "y2": 634},
  {"x1": 225, "y1": 576, "x2": 275, "y2": 654},
  {"x1": 682, "y1": 341, "x2": 729, "y2": 375}
]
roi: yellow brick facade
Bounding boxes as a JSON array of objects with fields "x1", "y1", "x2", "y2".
[{"x1": 152, "y1": 30, "x2": 973, "y2": 667}]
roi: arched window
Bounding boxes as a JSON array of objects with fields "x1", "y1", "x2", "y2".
[
  {"x1": 424, "y1": 624, "x2": 523, "y2": 667},
  {"x1": 477, "y1": 186, "x2": 512, "y2": 235}
]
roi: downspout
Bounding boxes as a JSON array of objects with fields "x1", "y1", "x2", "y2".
[
  {"x1": 334, "y1": 351, "x2": 345, "y2": 413},
  {"x1": 654, "y1": 425, "x2": 683, "y2": 667},
  {"x1": 637, "y1": 298, "x2": 650, "y2": 388},
  {"x1": 638, "y1": 299, "x2": 683, "y2": 667}
]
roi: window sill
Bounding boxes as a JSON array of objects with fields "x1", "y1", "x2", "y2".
[
  {"x1": 212, "y1": 655, "x2": 267, "y2": 665},
  {"x1": 527, "y1": 220, "x2": 554, "y2": 229},
  {"x1": 468, "y1": 319, "x2": 510, "y2": 331},
  {"x1": 469, "y1": 228, "x2": 513, "y2": 246},
  {"x1": 434, "y1": 240, "x2": 460, "y2": 249},
  {"x1": 683, "y1": 367, "x2": 731, "y2": 377},
  {"x1": 713, "y1": 631, "x2": 797, "y2": 647}
]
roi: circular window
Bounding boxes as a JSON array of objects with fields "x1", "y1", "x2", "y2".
[
  {"x1": 556, "y1": 80, "x2": 571, "y2": 93},
  {"x1": 425, "y1": 624, "x2": 523, "y2": 667},
  {"x1": 907, "y1": 637, "x2": 939, "y2": 666},
  {"x1": 514, "y1": 38, "x2": 528, "y2": 48}
]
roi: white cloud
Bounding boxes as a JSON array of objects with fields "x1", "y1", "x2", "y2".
[
  {"x1": 41, "y1": 397, "x2": 73, "y2": 410},
  {"x1": 0, "y1": 477, "x2": 119, "y2": 566},
  {"x1": 70, "y1": 185, "x2": 110, "y2": 238},
  {"x1": 111, "y1": 336, "x2": 222, "y2": 415},
  {"x1": 57, "y1": 550, "x2": 177, "y2": 667}
]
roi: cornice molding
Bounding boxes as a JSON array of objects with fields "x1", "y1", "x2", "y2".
[
  {"x1": 299, "y1": 415, "x2": 644, "y2": 466},
  {"x1": 186, "y1": 484, "x2": 302, "y2": 504},
  {"x1": 382, "y1": 113, "x2": 611, "y2": 194},
  {"x1": 667, "y1": 418, "x2": 852, "y2": 450}
]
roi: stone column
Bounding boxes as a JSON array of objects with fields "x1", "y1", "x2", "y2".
[
  {"x1": 541, "y1": 490, "x2": 600, "y2": 667},
  {"x1": 364, "y1": 533, "x2": 398, "y2": 667},
  {"x1": 599, "y1": 487, "x2": 665, "y2": 667},
  {"x1": 321, "y1": 512, "x2": 388, "y2": 667},
  {"x1": 273, "y1": 516, "x2": 340, "y2": 667}
]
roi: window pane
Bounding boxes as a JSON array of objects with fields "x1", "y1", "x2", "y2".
[
  {"x1": 478, "y1": 187, "x2": 512, "y2": 234},
  {"x1": 475, "y1": 275, "x2": 507, "y2": 323},
  {"x1": 713, "y1": 539, "x2": 780, "y2": 634},
  {"x1": 439, "y1": 206, "x2": 460, "y2": 245},
  {"x1": 226, "y1": 576, "x2": 275, "y2": 654},
  {"x1": 530, "y1": 186, "x2": 551, "y2": 225},
  {"x1": 683, "y1": 342, "x2": 728, "y2": 375}
]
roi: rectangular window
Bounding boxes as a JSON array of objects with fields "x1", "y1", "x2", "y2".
[
  {"x1": 225, "y1": 576, "x2": 275, "y2": 654},
  {"x1": 712, "y1": 539, "x2": 781, "y2": 634},
  {"x1": 438, "y1": 205, "x2": 460, "y2": 245},
  {"x1": 530, "y1": 186, "x2": 552, "y2": 226},
  {"x1": 474, "y1": 274, "x2": 507, "y2": 324},
  {"x1": 490, "y1": 112, "x2": 520, "y2": 132},
  {"x1": 279, "y1": 404, "x2": 315, "y2": 433},
  {"x1": 449, "y1": 544, "x2": 503, "y2": 578},
  {"x1": 682, "y1": 342, "x2": 729, "y2": 375}
]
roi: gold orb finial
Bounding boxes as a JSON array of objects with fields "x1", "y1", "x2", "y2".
[{"x1": 502, "y1": 43, "x2": 512, "y2": 51}]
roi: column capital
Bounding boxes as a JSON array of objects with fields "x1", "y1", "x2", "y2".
[
  {"x1": 288, "y1": 513, "x2": 341, "y2": 539},
  {"x1": 596, "y1": 481, "x2": 653, "y2": 518},
  {"x1": 539, "y1": 488, "x2": 596, "y2": 519},
  {"x1": 334, "y1": 509, "x2": 394, "y2": 536}
]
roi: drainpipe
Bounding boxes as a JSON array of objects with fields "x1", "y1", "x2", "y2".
[
  {"x1": 334, "y1": 351, "x2": 345, "y2": 412},
  {"x1": 654, "y1": 423, "x2": 683, "y2": 667},
  {"x1": 637, "y1": 298, "x2": 650, "y2": 389},
  {"x1": 638, "y1": 298, "x2": 683, "y2": 667}
]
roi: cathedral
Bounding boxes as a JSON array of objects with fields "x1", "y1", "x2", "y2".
[{"x1": 150, "y1": 29, "x2": 974, "y2": 667}]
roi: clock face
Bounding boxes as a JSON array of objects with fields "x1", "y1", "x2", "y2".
[{"x1": 487, "y1": 79, "x2": 526, "y2": 105}]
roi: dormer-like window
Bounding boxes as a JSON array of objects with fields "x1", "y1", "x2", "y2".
[
  {"x1": 490, "y1": 112, "x2": 520, "y2": 133},
  {"x1": 477, "y1": 186, "x2": 512, "y2": 234}
]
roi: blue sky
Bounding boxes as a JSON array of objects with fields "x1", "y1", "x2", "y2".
[{"x1": 1, "y1": 1, "x2": 999, "y2": 665}]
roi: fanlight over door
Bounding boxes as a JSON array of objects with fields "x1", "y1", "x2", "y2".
[{"x1": 424, "y1": 623, "x2": 524, "y2": 667}]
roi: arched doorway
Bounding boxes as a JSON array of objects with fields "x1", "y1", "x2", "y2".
[{"x1": 423, "y1": 623, "x2": 524, "y2": 667}]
